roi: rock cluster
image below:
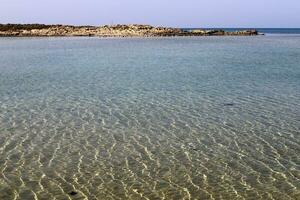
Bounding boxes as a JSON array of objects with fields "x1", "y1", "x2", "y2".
[
  {"x1": 189, "y1": 29, "x2": 258, "y2": 36},
  {"x1": 0, "y1": 24, "x2": 259, "y2": 37}
]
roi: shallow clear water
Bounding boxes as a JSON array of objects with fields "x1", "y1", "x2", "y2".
[{"x1": 0, "y1": 36, "x2": 299, "y2": 200}]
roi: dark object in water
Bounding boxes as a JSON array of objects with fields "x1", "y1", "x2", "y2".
[
  {"x1": 223, "y1": 103, "x2": 235, "y2": 106},
  {"x1": 69, "y1": 191, "x2": 78, "y2": 196},
  {"x1": 188, "y1": 143, "x2": 198, "y2": 151}
]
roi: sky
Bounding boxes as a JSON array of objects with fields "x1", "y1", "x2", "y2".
[{"x1": 0, "y1": 0, "x2": 299, "y2": 28}]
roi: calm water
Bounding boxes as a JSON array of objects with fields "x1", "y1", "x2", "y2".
[{"x1": 0, "y1": 36, "x2": 300, "y2": 200}]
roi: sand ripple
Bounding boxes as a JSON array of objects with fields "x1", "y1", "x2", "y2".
[{"x1": 0, "y1": 37, "x2": 300, "y2": 199}]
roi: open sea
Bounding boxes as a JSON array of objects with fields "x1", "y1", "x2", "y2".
[{"x1": 0, "y1": 32, "x2": 300, "y2": 199}]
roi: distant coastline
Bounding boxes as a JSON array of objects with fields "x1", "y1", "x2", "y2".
[{"x1": 0, "y1": 24, "x2": 259, "y2": 37}]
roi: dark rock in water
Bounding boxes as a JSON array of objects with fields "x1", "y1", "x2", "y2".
[
  {"x1": 188, "y1": 143, "x2": 198, "y2": 151},
  {"x1": 224, "y1": 103, "x2": 235, "y2": 106},
  {"x1": 69, "y1": 191, "x2": 78, "y2": 196}
]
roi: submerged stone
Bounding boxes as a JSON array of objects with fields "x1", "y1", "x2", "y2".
[
  {"x1": 223, "y1": 103, "x2": 235, "y2": 106},
  {"x1": 69, "y1": 191, "x2": 78, "y2": 196}
]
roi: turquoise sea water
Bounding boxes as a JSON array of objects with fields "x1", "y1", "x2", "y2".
[{"x1": 0, "y1": 35, "x2": 300, "y2": 199}]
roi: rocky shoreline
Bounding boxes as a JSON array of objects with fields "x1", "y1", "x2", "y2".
[{"x1": 0, "y1": 24, "x2": 259, "y2": 37}]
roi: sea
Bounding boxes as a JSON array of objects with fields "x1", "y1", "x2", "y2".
[{"x1": 0, "y1": 29, "x2": 299, "y2": 199}]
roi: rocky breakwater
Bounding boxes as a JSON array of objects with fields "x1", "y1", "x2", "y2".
[
  {"x1": 0, "y1": 24, "x2": 259, "y2": 37},
  {"x1": 187, "y1": 29, "x2": 259, "y2": 36}
]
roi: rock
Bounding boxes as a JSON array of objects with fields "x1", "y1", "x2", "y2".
[
  {"x1": 223, "y1": 103, "x2": 235, "y2": 106},
  {"x1": 69, "y1": 191, "x2": 78, "y2": 196},
  {"x1": 0, "y1": 24, "x2": 259, "y2": 37}
]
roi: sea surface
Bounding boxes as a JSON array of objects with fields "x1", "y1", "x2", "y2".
[{"x1": 0, "y1": 35, "x2": 300, "y2": 200}]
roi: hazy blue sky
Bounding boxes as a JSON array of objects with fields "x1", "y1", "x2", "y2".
[{"x1": 1, "y1": 0, "x2": 299, "y2": 27}]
